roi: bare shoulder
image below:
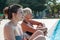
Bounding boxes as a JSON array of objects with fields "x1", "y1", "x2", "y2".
[
  {"x1": 4, "y1": 22, "x2": 15, "y2": 40},
  {"x1": 4, "y1": 22, "x2": 12, "y2": 31}
]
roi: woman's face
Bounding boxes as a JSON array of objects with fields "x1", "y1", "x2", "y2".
[
  {"x1": 26, "y1": 13, "x2": 33, "y2": 19},
  {"x1": 16, "y1": 8, "x2": 24, "y2": 21}
]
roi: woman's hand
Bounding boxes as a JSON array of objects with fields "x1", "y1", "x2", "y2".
[{"x1": 36, "y1": 26, "x2": 47, "y2": 36}]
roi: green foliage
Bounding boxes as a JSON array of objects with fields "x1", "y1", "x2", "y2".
[
  {"x1": 20, "y1": 0, "x2": 47, "y2": 11},
  {"x1": 0, "y1": 0, "x2": 7, "y2": 12}
]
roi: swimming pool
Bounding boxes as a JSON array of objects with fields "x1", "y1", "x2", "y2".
[{"x1": 50, "y1": 20, "x2": 60, "y2": 40}]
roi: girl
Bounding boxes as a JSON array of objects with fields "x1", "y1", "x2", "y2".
[
  {"x1": 4, "y1": 4, "x2": 24, "y2": 40},
  {"x1": 21, "y1": 8, "x2": 46, "y2": 40}
]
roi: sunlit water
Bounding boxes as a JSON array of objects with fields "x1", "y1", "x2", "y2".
[{"x1": 50, "y1": 20, "x2": 60, "y2": 40}]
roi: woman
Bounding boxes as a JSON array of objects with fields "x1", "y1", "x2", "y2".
[
  {"x1": 4, "y1": 4, "x2": 24, "y2": 40},
  {"x1": 21, "y1": 8, "x2": 47, "y2": 40}
]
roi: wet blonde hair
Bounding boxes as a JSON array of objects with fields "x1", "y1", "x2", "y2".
[{"x1": 23, "y1": 7, "x2": 32, "y2": 16}]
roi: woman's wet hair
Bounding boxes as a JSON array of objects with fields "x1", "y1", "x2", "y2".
[
  {"x1": 23, "y1": 7, "x2": 32, "y2": 15},
  {"x1": 8, "y1": 4, "x2": 22, "y2": 19}
]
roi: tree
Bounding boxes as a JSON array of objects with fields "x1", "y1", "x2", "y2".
[
  {"x1": 20, "y1": 0, "x2": 47, "y2": 11},
  {"x1": 0, "y1": 0, "x2": 7, "y2": 13},
  {"x1": 47, "y1": 0, "x2": 58, "y2": 18},
  {"x1": 6, "y1": 0, "x2": 20, "y2": 6}
]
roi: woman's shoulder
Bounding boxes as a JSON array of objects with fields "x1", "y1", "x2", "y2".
[{"x1": 4, "y1": 22, "x2": 12, "y2": 30}]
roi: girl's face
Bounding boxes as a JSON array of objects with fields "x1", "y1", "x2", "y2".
[
  {"x1": 26, "y1": 13, "x2": 33, "y2": 19},
  {"x1": 16, "y1": 8, "x2": 24, "y2": 21}
]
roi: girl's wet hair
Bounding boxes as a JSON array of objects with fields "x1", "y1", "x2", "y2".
[
  {"x1": 23, "y1": 7, "x2": 32, "y2": 15},
  {"x1": 8, "y1": 4, "x2": 22, "y2": 19}
]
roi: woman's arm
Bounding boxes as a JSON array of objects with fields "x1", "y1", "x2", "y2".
[
  {"x1": 29, "y1": 20, "x2": 43, "y2": 26},
  {"x1": 4, "y1": 25, "x2": 15, "y2": 40},
  {"x1": 21, "y1": 22, "x2": 36, "y2": 33},
  {"x1": 29, "y1": 20, "x2": 47, "y2": 36}
]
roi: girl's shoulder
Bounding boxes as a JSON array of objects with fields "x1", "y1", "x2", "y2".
[{"x1": 4, "y1": 22, "x2": 13, "y2": 30}]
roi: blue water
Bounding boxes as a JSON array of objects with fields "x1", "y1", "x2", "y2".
[{"x1": 50, "y1": 20, "x2": 60, "y2": 40}]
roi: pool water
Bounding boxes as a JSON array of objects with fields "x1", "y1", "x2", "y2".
[{"x1": 50, "y1": 20, "x2": 60, "y2": 40}]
